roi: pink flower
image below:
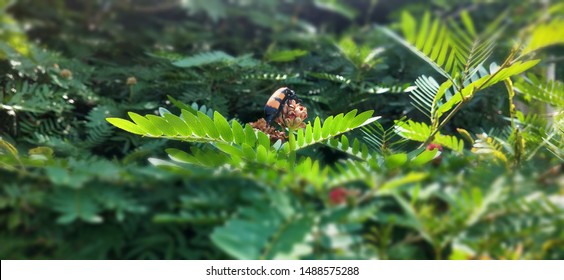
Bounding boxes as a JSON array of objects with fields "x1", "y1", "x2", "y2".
[{"x1": 275, "y1": 100, "x2": 308, "y2": 130}]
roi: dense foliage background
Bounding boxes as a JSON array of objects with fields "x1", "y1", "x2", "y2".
[{"x1": 1, "y1": 0, "x2": 563, "y2": 260}]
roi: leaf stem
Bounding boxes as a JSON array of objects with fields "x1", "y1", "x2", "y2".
[
  {"x1": 422, "y1": 97, "x2": 469, "y2": 147},
  {"x1": 504, "y1": 78, "x2": 516, "y2": 129}
]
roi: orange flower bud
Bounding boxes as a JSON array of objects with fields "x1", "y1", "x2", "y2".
[
  {"x1": 126, "y1": 76, "x2": 137, "y2": 86},
  {"x1": 250, "y1": 118, "x2": 287, "y2": 143},
  {"x1": 60, "y1": 69, "x2": 72, "y2": 79}
]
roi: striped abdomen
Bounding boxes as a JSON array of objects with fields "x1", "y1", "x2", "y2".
[{"x1": 264, "y1": 87, "x2": 289, "y2": 123}]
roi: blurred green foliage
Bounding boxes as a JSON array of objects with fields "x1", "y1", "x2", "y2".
[{"x1": 1, "y1": 0, "x2": 563, "y2": 260}]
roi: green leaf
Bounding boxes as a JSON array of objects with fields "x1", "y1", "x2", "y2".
[
  {"x1": 342, "y1": 109, "x2": 358, "y2": 131},
  {"x1": 341, "y1": 135, "x2": 349, "y2": 150},
  {"x1": 106, "y1": 118, "x2": 146, "y2": 135},
  {"x1": 515, "y1": 73, "x2": 564, "y2": 107},
  {"x1": 182, "y1": 110, "x2": 206, "y2": 137},
  {"x1": 257, "y1": 131, "x2": 270, "y2": 148},
  {"x1": 321, "y1": 116, "x2": 334, "y2": 138},
  {"x1": 232, "y1": 121, "x2": 245, "y2": 145},
  {"x1": 0, "y1": 139, "x2": 19, "y2": 159},
  {"x1": 349, "y1": 110, "x2": 374, "y2": 127},
  {"x1": 213, "y1": 111, "x2": 233, "y2": 142},
  {"x1": 51, "y1": 189, "x2": 103, "y2": 224},
  {"x1": 242, "y1": 143, "x2": 256, "y2": 160},
  {"x1": 435, "y1": 134, "x2": 465, "y2": 153},
  {"x1": 401, "y1": 10, "x2": 416, "y2": 42},
  {"x1": 166, "y1": 148, "x2": 198, "y2": 164},
  {"x1": 197, "y1": 111, "x2": 220, "y2": 139},
  {"x1": 411, "y1": 149, "x2": 439, "y2": 166},
  {"x1": 256, "y1": 145, "x2": 268, "y2": 163},
  {"x1": 352, "y1": 138, "x2": 360, "y2": 154},
  {"x1": 380, "y1": 172, "x2": 428, "y2": 193},
  {"x1": 215, "y1": 142, "x2": 244, "y2": 158},
  {"x1": 163, "y1": 113, "x2": 192, "y2": 136},
  {"x1": 313, "y1": 117, "x2": 322, "y2": 141},
  {"x1": 146, "y1": 115, "x2": 176, "y2": 136},
  {"x1": 476, "y1": 60, "x2": 540, "y2": 89},
  {"x1": 460, "y1": 11, "x2": 477, "y2": 37},
  {"x1": 382, "y1": 10, "x2": 500, "y2": 83},
  {"x1": 128, "y1": 112, "x2": 162, "y2": 136},
  {"x1": 384, "y1": 153, "x2": 408, "y2": 169},
  {"x1": 521, "y1": 19, "x2": 564, "y2": 56},
  {"x1": 28, "y1": 146, "x2": 53, "y2": 161},
  {"x1": 411, "y1": 76, "x2": 455, "y2": 120},
  {"x1": 296, "y1": 128, "x2": 305, "y2": 147},
  {"x1": 167, "y1": 95, "x2": 198, "y2": 114},
  {"x1": 45, "y1": 166, "x2": 90, "y2": 189},
  {"x1": 211, "y1": 192, "x2": 313, "y2": 260},
  {"x1": 288, "y1": 132, "x2": 297, "y2": 151},
  {"x1": 244, "y1": 124, "x2": 257, "y2": 146},
  {"x1": 313, "y1": 0, "x2": 357, "y2": 20},
  {"x1": 331, "y1": 113, "x2": 344, "y2": 133},
  {"x1": 265, "y1": 49, "x2": 308, "y2": 62},
  {"x1": 288, "y1": 111, "x2": 381, "y2": 152},
  {"x1": 395, "y1": 120, "x2": 431, "y2": 142},
  {"x1": 305, "y1": 123, "x2": 313, "y2": 144},
  {"x1": 395, "y1": 120, "x2": 464, "y2": 153}
]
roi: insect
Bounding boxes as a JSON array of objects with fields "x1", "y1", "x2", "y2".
[{"x1": 264, "y1": 87, "x2": 300, "y2": 125}]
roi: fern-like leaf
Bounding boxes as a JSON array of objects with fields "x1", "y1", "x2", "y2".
[
  {"x1": 361, "y1": 120, "x2": 407, "y2": 154},
  {"x1": 515, "y1": 74, "x2": 564, "y2": 107},
  {"x1": 325, "y1": 135, "x2": 371, "y2": 160},
  {"x1": 410, "y1": 76, "x2": 455, "y2": 120},
  {"x1": 284, "y1": 111, "x2": 381, "y2": 153},
  {"x1": 382, "y1": 11, "x2": 500, "y2": 84},
  {"x1": 394, "y1": 120, "x2": 464, "y2": 153},
  {"x1": 211, "y1": 191, "x2": 314, "y2": 259},
  {"x1": 435, "y1": 61, "x2": 540, "y2": 117},
  {"x1": 471, "y1": 133, "x2": 509, "y2": 164},
  {"x1": 328, "y1": 159, "x2": 374, "y2": 187}
]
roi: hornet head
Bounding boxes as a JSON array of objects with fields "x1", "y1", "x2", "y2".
[{"x1": 283, "y1": 88, "x2": 301, "y2": 102}]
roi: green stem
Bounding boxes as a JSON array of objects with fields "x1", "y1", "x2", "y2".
[
  {"x1": 434, "y1": 246, "x2": 443, "y2": 260},
  {"x1": 504, "y1": 78, "x2": 516, "y2": 129},
  {"x1": 128, "y1": 86, "x2": 134, "y2": 102},
  {"x1": 421, "y1": 98, "x2": 469, "y2": 148}
]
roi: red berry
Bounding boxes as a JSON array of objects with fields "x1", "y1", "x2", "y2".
[
  {"x1": 426, "y1": 143, "x2": 443, "y2": 166},
  {"x1": 329, "y1": 187, "x2": 348, "y2": 205},
  {"x1": 427, "y1": 143, "x2": 443, "y2": 152}
]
